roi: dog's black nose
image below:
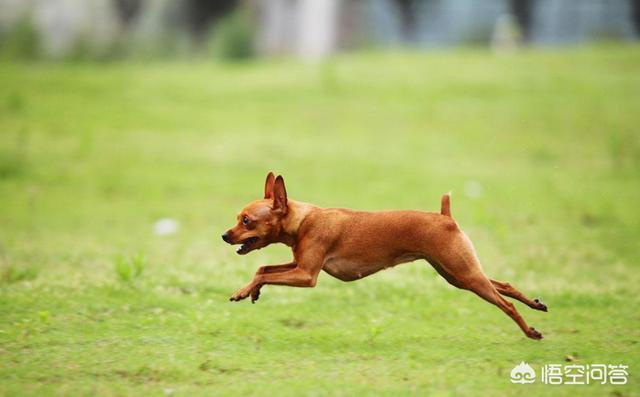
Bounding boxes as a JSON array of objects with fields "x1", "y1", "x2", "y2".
[{"x1": 221, "y1": 232, "x2": 231, "y2": 243}]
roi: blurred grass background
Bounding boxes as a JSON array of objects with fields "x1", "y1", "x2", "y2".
[{"x1": 0, "y1": 45, "x2": 639, "y2": 396}]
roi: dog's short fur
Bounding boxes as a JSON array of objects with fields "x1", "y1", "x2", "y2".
[{"x1": 223, "y1": 172, "x2": 547, "y2": 339}]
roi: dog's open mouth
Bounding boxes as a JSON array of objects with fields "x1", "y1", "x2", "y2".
[{"x1": 236, "y1": 236, "x2": 259, "y2": 255}]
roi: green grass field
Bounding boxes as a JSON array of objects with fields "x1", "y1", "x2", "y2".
[{"x1": 1, "y1": 46, "x2": 639, "y2": 396}]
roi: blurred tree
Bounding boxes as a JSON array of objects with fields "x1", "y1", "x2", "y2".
[
  {"x1": 393, "y1": 0, "x2": 417, "y2": 42},
  {"x1": 113, "y1": 0, "x2": 143, "y2": 25},
  {"x1": 510, "y1": 0, "x2": 533, "y2": 41},
  {"x1": 632, "y1": 0, "x2": 640, "y2": 36},
  {"x1": 0, "y1": 15, "x2": 41, "y2": 60},
  {"x1": 184, "y1": 0, "x2": 239, "y2": 40},
  {"x1": 207, "y1": 5, "x2": 255, "y2": 60}
]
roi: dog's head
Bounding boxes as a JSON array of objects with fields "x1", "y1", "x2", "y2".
[{"x1": 222, "y1": 172, "x2": 289, "y2": 255}]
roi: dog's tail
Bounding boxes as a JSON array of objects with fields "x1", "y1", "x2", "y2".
[{"x1": 441, "y1": 192, "x2": 452, "y2": 217}]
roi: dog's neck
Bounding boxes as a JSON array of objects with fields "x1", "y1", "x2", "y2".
[{"x1": 278, "y1": 199, "x2": 316, "y2": 247}]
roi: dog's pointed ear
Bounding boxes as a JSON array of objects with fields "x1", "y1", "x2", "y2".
[
  {"x1": 264, "y1": 171, "x2": 275, "y2": 199},
  {"x1": 272, "y1": 175, "x2": 287, "y2": 214}
]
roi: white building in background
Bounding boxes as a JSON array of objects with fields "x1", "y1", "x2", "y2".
[
  {"x1": 256, "y1": 0, "x2": 638, "y2": 57},
  {"x1": 0, "y1": 0, "x2": 638, "y2": 59},
  {"x1": 0, "y1": 0, "x2": 120, "y2": 57},
  {"x1": 255, "y1": 0, "x2": 341, "y2": 60}
]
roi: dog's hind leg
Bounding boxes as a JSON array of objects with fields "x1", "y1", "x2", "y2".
[
  {"x1": 465, "y1": 275, "x2": 543, "y2": 340},
  {"x1": 429, "y1": 259, "x2": 543, "y2": 339},
  {"x1": 490, "y1": 279, "x2": 548, "y2": 312}
]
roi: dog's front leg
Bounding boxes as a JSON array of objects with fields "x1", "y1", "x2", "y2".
[
  {"x1": 229, "y1": 262, "x2": 296, "y2": 303},
  {"x1": 256, "y1": 263, "x2": 297, "y2": 275},
  {"x1": 250, "y1": 263, "x2": 297, "y2": 302},
  {"x1": 229, "y1": 245, "x2": 325, "y2": 303},
  {"x1": 229, "y1": 266, "x2": 318, "y2": 302}
]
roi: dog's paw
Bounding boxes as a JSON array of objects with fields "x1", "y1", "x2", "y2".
[
  {"x1": 527, "y1": 327, "x2": 543, "y2": 340},
  {"x1": 229, "y1": 288, "x2": 251, "y2": 302},
  {"x1": 533, "y1": 298, "x2": 548, "y2": 312},
  {"x1": 250, "y1": 286, "x2": 262, "y2": 304}
]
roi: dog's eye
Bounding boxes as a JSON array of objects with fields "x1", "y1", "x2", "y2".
[{"x1": 242, "y1": 216, "x2": 250, "y2": 226}]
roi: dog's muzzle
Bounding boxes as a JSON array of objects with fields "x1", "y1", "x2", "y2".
[{"x1": 221, "y1": 232, "x2": 232, "y2": 243}]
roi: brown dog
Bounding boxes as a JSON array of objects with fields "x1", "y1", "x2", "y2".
[{"x1": 222, "y1": 172, "x2": 547, "y2": 339}]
